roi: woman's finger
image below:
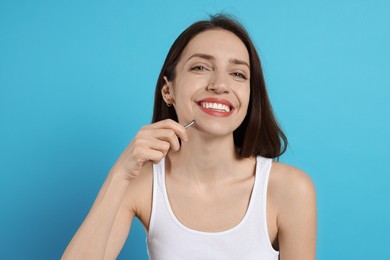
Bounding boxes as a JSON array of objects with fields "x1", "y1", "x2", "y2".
[{"x1": 146, "y1": 119, "x2": 189, "y2": 142}]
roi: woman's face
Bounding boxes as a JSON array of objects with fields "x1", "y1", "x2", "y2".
[{"x1": 163, "y1": 29, "x2": 250, "y2": 137}]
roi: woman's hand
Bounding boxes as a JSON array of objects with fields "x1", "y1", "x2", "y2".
[{"x1": 111, "y1": 119, "x2": 189, "y2": 181}]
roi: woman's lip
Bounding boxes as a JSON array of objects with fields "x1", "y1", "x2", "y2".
[
  {"x1": 197, "y1": 103, "x2": 234, "y2": 117},
  {"x1": 196, "y1": 98, "x2": 234, "y2": 108},
  {"x1": 196, "y1": 97, "x2": 235, "y2": 117}
]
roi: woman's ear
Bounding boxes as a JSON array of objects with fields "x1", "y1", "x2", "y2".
[{"x1": 161, "y1": 76, "x2": 175, "y2": 106}]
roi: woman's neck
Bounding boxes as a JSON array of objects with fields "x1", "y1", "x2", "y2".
[{"x1": 166, "y1": 132, "x2": 242, "y2": 186}]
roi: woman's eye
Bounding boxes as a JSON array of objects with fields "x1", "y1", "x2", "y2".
[
  {"x1": 191, "y1": 65, "x2": 208, "y2": 71},
  {"x1": 232, "y1": 72, "x2": 247, "y2": 80}
]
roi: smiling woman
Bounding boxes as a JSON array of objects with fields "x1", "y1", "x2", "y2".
[{"x1": 62, "y1": 14, "x2": 316, "y2": 260}]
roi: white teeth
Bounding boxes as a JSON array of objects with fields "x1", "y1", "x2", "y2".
[{"x1": 200, "y1": 102, "x2": 231, "y2": 112}]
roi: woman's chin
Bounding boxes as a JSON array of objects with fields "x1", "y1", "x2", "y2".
[{"x1": 192, "y1": 124, "x2": 237, "y2": 139}]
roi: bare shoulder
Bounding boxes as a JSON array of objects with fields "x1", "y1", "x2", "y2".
[
  {"x1": 269, "y1": 162, "x2": 317, "y2": 257},
  {"x1": 268, "y1": 161, "x2": 316, "y2": 226},
  {"x1": 269, "y1": 161, "x2": 316, "y2": 202}
]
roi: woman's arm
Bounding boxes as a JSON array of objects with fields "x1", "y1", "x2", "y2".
[
  {"x1": 62, "y1": 119, "x2": 189, "y2": 259},
  {"x1": 274, "y1": 165, "x2": 317, "y2": 260},
  {"x1": 104, "y1": 163, "x2": 153, "y2": 259},
  {"x1": 61, "y1": 169, "x2": 133, "y2": 260}
]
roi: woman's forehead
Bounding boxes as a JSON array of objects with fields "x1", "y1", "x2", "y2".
[{"x1": 180, "y1": 29, "x2": 250, "y2": 63}]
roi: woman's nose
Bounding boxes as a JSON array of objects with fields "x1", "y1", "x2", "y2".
[{"x1": 206, "y1": 72, "x2": 229, "y2": 94}]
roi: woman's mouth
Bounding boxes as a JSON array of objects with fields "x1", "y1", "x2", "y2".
[
  {"x1": 196, "y1": 98, "x2": 234, "y2": 117},
  {"x1": 199, "y1": 102, "x2": 231, "y2": 112}
]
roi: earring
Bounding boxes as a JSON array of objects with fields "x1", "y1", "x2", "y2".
[{"x1": 166, "y1": 103, "x2": 172, "y2": 107}]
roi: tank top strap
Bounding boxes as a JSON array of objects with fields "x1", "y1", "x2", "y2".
[
  {"x1": 147, "y1": 158, "x2": 165, "y2": 237},
  {"x1": 248, "y1": 156, "x2": 275, "y2": 253}
]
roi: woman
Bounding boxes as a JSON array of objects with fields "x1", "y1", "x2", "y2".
[{"x1": 62, "y1": 14, "x2": 316, "y2": 260}]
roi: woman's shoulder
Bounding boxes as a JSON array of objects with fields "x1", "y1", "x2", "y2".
[
  {"x1": 268, "y1": 161, "x2": 317, "y2": 251},
  {"x1": 270, "y1": 161, "x2": 315, "y2": 191},
  {"x1": 268, "y1": 161, "x2": 316, "y2": 212}
]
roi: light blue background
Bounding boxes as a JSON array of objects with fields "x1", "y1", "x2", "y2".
[{"x1": 1, "y1": 0, "x2": 389, "y2": 259}]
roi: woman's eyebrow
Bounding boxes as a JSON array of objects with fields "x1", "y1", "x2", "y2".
[
  {"x1": 229, "y1": 58, "x2": 250, "y2": 69},
  {"x1": 186, "y1": 53, "x2": 250, "y2": 69},
  {"x1": 186, "y1": 53, "x2": 215, "y2": 62}
]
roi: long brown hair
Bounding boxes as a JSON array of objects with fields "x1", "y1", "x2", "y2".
[{"x1": 152, "y1": 14, "x2": 287, "y2": 159}]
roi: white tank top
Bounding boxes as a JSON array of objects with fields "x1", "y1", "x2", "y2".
[{"x1": 146, "y1": 156, "x2": 279, "y2": 260}]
